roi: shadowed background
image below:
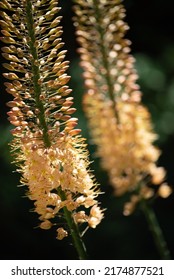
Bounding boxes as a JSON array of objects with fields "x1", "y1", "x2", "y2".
[{"x1": 0, "y1": 0, "x2": 174, "y2": 259}]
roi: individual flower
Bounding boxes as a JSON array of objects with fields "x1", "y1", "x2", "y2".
[
  {"x1": 56, "y1": 227, "x2": 68, "y2": 240},
  {"x1": 158, "y1": 183, "x2": 172, "y2": 199}
]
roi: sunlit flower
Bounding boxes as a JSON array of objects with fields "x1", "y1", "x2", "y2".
[
  {"x1": 88, "y1": 205, "x2": 104, "y2": 228},
  {"x1": 1, "y1": 0, "x2": 103, "y2": 239}
]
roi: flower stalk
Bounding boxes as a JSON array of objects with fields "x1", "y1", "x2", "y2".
[
  {"x1": 91, "y1": 0, "x2": 120, "y2": 122},
  {"x1": 0, "y1": 0, "x2": 104, "y2": 259},
  {"x1": 73, "y1": 0, "x2": 171, "y2": 199},
  {"x1": 25, "y1": 0, "x2": 51, "y2": 147},
  {"x1": 58, "y1": 187, "x2": 87, "y2": 259},
  {"x1": 73, "y1": 0, "x2": 172, "y2": 259},
  {"x1": 140, "y1": 199, "x2": 171, "y2": 259}
]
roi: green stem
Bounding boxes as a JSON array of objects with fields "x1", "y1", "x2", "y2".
[
  {"x1": 140, "y1": 199, "x2": 171, "y2": 259},
  {"x1": 63, "y1": 206, "x2": 88, "y2": 260},
  {"x1": 93, "y1": 0, "x2": 120, "y2": 122},
  {"x1": 25, "y1": 0, "x2": 51, "y2": 147},
  {"x1": 26, "y1": 1, "x2": 87, "y2": 259},
  {"x1": 58, "y1": 188, "x2": 88, "y2": 260}
]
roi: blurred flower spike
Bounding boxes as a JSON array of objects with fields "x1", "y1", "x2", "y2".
[
  {"x1": 73, "y1": 0, "x2": 172, "y2": 212},
  {"x1": 0, "y1": 0, "x2": 103, "y2": 241}
]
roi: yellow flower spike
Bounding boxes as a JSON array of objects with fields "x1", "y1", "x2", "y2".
[
  {"x1": 73, "y1": 0, "x2": 171, "y2": 200},
  {"x1": 73, "y1": 0, "x2": 172, "y2": 259},
  {"x1": 1, "y1": 0, "x2": 103, "y2": 259}
]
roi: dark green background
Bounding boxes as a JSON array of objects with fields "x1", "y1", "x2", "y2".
[{"x1": 0, "y1": 0, "x2": 174, "y2": 259}]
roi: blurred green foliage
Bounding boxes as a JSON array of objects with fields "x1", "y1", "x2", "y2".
[
  {"x1": 0, "y1": 0, "x2": 174, "y2": 260},
  {"x1": 135, "y1": 50, "x2": 174, "y2": 142}
]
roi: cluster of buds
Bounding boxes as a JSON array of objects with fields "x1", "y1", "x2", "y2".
[
  {"x1": 73, "y1": 0, "x2": 172, "y2": 212},
  {"x1": 0, "y1": 0, "x2": 103, "y2": 239}
]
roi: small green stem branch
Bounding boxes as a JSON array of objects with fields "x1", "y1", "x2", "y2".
[
  {"x1": 140, "y1": 199, "x2": 171, "y2": 260},
  {"x1": 63, "y1": 207, "x2": 88, "y2": 260},
  {"x1": 58, "y1": 188, "x2": 88, "y2": 259},
  {"x1": 25, "y1": 0, "x2": 51, "y2": 147},
  {"x1": 93, "y1": 0, "x2": 120, "y2": 123}
]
